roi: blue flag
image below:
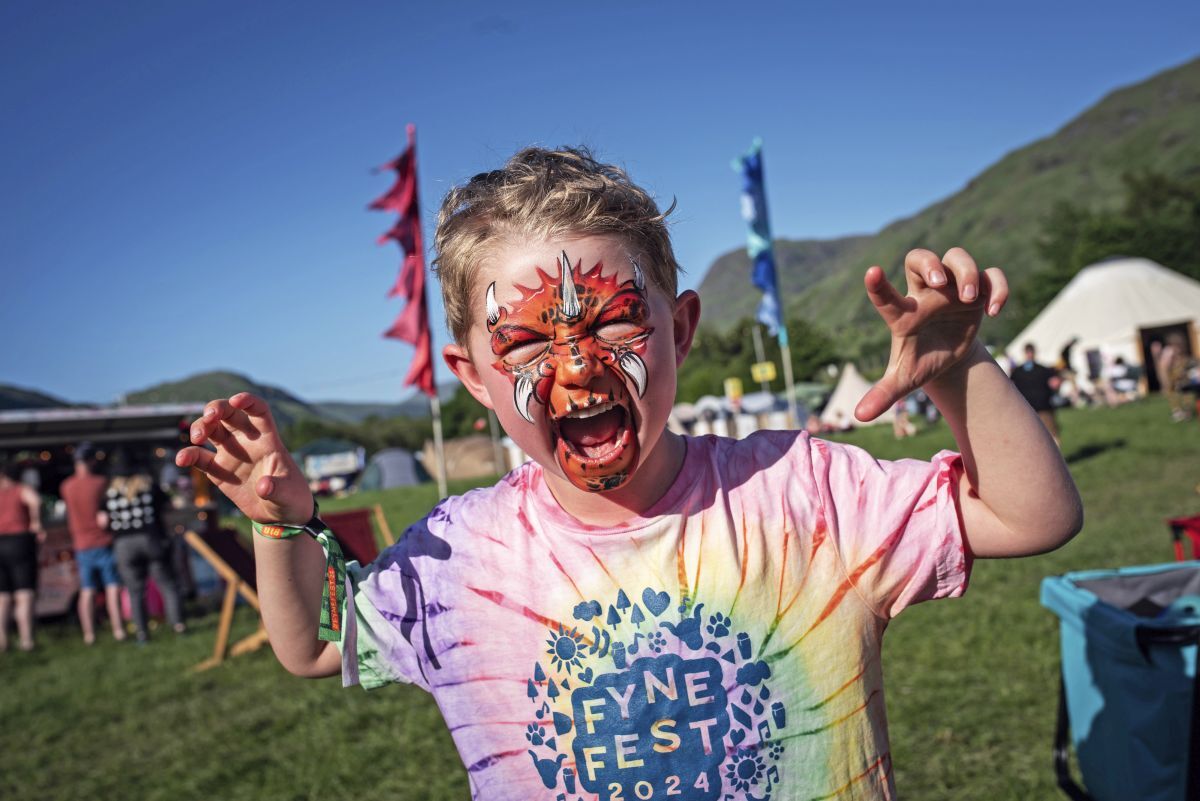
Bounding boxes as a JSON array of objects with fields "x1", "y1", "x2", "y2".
[{"x1": 734, "y1": 138, "x2": 787, "y2": 345}]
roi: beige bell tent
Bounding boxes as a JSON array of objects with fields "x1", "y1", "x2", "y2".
[
  {"x1": 819, "y1": 363, "x2": 893, "y2": 428},
  {"x1": 1006, "y1": 258, "x2": 1200, "y2": 392}
]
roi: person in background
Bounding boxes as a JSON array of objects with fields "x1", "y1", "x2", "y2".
[
  {"x1": 0, "y1": 461, "x2": 44, "y2": 651},
  {"x1": 60, "y1": 442, "x2": 125, "y2": 644},
  {"x1": 107, "y1": 457, "x2": 186, "y2": 643},
  {"x1": 1159, "y1": 333, "x2": 1193, "y2": 422},
  {"x1": 1011, "y1": 343, "x2": 1062, "y2": 446}
]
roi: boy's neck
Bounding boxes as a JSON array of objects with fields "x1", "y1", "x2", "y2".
[{"x1": 541, "y1": 430, "x2": 688, "y2": 527}]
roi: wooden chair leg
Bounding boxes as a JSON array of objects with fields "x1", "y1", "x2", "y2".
[
  {"x1": 374, "y1": 503, "x2": 396, "y2": 547},
  {"x1": 230, "y1": 625, "x2": 271, "y2": 657},
  {"x1": 194, "y1": 579, "x2": 238, "y2": 672}
]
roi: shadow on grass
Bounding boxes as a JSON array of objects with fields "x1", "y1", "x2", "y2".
[{"x1": 1064, "y1": 438, "x2": 1127, "y2": 464}]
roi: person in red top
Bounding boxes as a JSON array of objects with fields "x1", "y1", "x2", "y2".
[
  {"x1": 60, "y1": 443, "x2": 125, "y2": 644},
  {"x1": 0, "y1": 461, "x2": 43, "y2": 651}
]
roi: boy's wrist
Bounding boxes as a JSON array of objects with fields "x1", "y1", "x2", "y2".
[{"x1": 924, "y1": 340, "x2": 993, "y2": 397}]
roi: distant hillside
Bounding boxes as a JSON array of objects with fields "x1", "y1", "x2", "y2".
[
  {"x1": 0, "y1": 383, "x2": 72, "y2": 412},
  {"x1": 125, "y1": 371, "x2": 321, "y2": 428},
  {"x1": 124, "y1": 371, "x2": 454, "y2": 428},
  {"x1": 697, "y1": 235, "x2": 870, "y2": 325},
  {"x1": 699, "y1": 57, "x2": 1200, "y2": 360}
]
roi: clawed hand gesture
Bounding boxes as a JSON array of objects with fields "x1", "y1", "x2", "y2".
[
  {"x1": 175, "y1": 393, "x2": 313, "y2": 525},
  {"x1": 855, "y1": 247, "x2": 1008, "y2": 422}
]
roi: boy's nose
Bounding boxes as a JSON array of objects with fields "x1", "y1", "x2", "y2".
[{"x1": 551, "y1": 340, "x2": 604, "y2": 387}]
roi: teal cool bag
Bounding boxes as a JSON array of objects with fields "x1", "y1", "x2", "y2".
[{"x1": 1042, "y1": 562, "x2": 1200, "y2": 801}]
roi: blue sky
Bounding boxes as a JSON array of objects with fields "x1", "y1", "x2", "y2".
[{"x1": 3, "y1": 0, "x2": 1198, "y2": 404}]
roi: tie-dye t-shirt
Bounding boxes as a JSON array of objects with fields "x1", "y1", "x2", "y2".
[{"x1": 337, "y1": 430, "x2": 969, "y2": 801}]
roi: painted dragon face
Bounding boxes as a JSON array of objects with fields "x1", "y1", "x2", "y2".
[{"x1": 486, "y1": 251, "x2": 655, "y2": 492}]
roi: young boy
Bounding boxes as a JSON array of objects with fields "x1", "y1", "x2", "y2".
[{"x1": 177, "y1": 147, "x2": 1082, "y2": 800}]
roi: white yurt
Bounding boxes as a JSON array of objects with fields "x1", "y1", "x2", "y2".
[{"x1": 1006, "y1": 258, "x2": 1200, "y2": 392}]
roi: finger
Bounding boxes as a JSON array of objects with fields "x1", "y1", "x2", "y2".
[
  {"x1": 855, "y1": 373, "x2": 902, "y2": 422},
  {"x1": 863, "y1": 266, "x2": 915, "y2": 325},
  {"x1": 174, "y1": 446, "x2": 238, "y2": 484},
  {"x1": 204, "y1": 398, "x2": 259, "y2": 439},
  {"x1": 941, "y1": 247, "x2": 981, "y2": 304},
  {"x1": 230, "y1": 393, "x2": 277, "y2": 427},
  {"x1": 904, "y1": 249, "x2": 946, "y2": 290},
  {"x1": 256, "y1": 474, "x2": 277, "y2": 500},
  {"x1": 204, "y1": 422, "x2": 255, "y2": 463},
  {"x1": 983, "y1": 267, "x2": 1009, "y2": 317}
]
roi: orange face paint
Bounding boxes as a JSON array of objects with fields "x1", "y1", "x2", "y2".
[{"x1": 486, "y1": 251, "x2": 654, "y2": 492}]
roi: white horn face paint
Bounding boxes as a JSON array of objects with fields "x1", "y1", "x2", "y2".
[
  {"x1": 631, "y1": 257, "x2": 646, "y2": 292},
  {"x1": 485, "y1": 282, "x2": 501, "y2": 328},
  {"x1": 558, "y1": 250, "x2": 581, "y2": 320},
  {"x1": 618, "y1": 352, "x2": 648, "y2": 398},
  {"x1": 513, "y1": 374, "x2": 536, "y2": 424}
]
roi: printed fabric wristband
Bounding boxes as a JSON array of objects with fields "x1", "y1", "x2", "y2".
[{"x1": 252, "y1": 501, "x2": 346, "y2": 643}]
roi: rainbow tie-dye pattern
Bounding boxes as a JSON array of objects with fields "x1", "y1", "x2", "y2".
[{"x1": 337, "y1": 430, "x2": 968, "y2": 801}]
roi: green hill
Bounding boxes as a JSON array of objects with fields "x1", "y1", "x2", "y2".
[
  {"x1": 125, "y1": 371, "x2": 323, "y2": 429},
  {"x1": 698, "y1": 57, "x2": 1200, "y2": 362},
  {"x1": 0, "y1": 383, "x2": 72, "y2": 412},
  {"x1": 124, "y1": 371, "x2": 449, "y2": 429}
]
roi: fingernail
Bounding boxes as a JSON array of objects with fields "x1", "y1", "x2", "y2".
[
  {"x1": 203, "y1": 409, "x2": 215, "y2": 419},
  {"x1": 191, "y1": 426, "x2": 203, "y2": 441},
  {"x1": 988, "y1": 303, "x2": 1000, "y2": 317},
  {"x1": 930, "y1": 270, "x2": 946, "y2": 286},
  {"x1": 963, "y1": 285, "x2": 977, "y2": 301}
]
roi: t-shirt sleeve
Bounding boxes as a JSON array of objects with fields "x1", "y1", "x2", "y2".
[
  {"x1": 335, "y1": 511, "x2": 453, "y2": 692},
  {"x1": 807, "y1": 437, "x2": 970, "y2": 619}
]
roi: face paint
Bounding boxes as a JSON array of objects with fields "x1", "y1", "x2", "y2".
[{"x1": 486, "y1": 251, "x2": 655, "y2": 492}]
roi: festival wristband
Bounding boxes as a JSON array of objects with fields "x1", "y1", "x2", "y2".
[{"x1": 252, "y1": 500, "x2": 346, "y2": 643}]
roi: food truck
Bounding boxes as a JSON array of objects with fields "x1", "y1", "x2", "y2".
[{"x1": 0, "y1": 404, "x2": 214, "y2": 618}]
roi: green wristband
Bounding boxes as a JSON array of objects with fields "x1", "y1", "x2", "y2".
[{"x1": 253, "y1": 503, "x2": 346, "y2": 643}]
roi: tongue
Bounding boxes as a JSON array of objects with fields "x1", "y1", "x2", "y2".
[{"x1": 560, "y1": 407, "x2": 623, "y2": 456}]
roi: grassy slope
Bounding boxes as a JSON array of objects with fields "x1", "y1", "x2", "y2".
[
  {"x1": 125, "y1": 370, "x2": 322, "y2": 429},
  {"x1": 3, "y1": 399, "x2": 1198, "y2": 800},
  {"x1": 699, "y1": 57, "x2": 1200, "y2": 355}
]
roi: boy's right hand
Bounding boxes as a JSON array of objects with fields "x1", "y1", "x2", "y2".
[{"x1": 175, "y1": 393, "x2": 313, "y2": 525}]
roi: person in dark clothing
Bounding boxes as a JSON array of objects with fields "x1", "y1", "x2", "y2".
[
  {"x1": 1011, "y1": 344, "x2": 1062, "y2": 446},
  {"x1": 107, "y1": 462, "x2": 186, "y2": 643}
]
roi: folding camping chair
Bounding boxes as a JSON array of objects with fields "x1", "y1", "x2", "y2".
[
  {"x1": 320, "y1": 503, "x2": 395, "y2": 565},
  {"x1": 1169, "y1": 515, "x2": 1200, "y2": 562},
  {"x1": 183, "y1": 527, "x2": 270, "y2": 672}
]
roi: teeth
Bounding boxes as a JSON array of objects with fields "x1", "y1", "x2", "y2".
[{"x1": 565, "y1": 401, "x2": 617, "y2": 419}]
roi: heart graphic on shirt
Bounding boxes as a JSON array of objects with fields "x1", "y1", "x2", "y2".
[{"x1": 642, "y1": 588, "x2": 670, "y2": 617}]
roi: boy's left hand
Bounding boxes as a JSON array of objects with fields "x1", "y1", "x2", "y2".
[{"x1": 855, "y1": 247, "x2": 1008, "y2": 422}]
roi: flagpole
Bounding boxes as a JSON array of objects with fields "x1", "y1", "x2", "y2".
[
  {"x1": 778, "y1": 332, "x2": 799, "y2": 430},
  {"x1": 429, "y1": 393, "x2": 448, "y2": 498}
]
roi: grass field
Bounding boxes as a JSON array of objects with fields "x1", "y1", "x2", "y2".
[{"x1": 2, "y1": 397, "x2": 1197, "y2": 800}]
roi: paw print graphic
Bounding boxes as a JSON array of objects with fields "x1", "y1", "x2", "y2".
[
  {"x1": 649, "y1": 631, "x2": 667, "y2": 653},
  {"x1": 525, "y1": 723, "x2": 545, "y2": 746},
  {"x1": 769, "y1": 741, "x2": 785, "y2": 760},
  {"x1": 706, "y1": 611, "x2": 731, "y2": 639}
]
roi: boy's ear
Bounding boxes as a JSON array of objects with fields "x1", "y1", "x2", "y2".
[
  {"x1": 672, "y1": 290, "x2": 702, "y2": 367},
  {"x1": 443, "y1": 343, "x2": 496, "y2": 410}
]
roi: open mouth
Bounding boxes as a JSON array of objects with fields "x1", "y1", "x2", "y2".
[
  {"x1": 556, "y1": 401, "x2": 633, "y2": 462},
  {"x1": 551, "y1": 395, "x2": 639, "y2": 491}
]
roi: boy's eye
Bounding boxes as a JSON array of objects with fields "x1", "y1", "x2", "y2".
[
  {"x1": 594, "y1": 321, "x2": 640, "y2": 341},
  {"x1": 492, "y1": 326, "x2": 550, "y2": 363},
  {"x1": 503, "y1": 340, "x2": 549, "y2": 364}
]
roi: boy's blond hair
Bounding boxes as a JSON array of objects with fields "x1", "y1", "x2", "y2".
[{"x1": 433, "y1": 146, "x2": 680, "y2": 344}]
